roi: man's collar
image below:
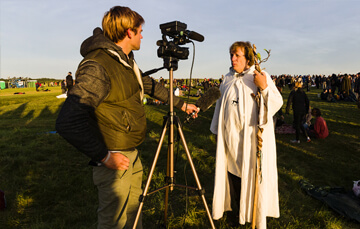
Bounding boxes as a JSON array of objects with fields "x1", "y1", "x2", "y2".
[{"x1": 231, "y1": 66, "x2": 254, "y2": 77}]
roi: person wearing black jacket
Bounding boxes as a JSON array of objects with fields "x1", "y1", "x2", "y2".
[
  {"x1": 286, "y1": 81, "x2": 311, "y2": 143},
  {"x1": 56, "y1": 6, "x2": 198, "y2": 229},
  {"x1": 202, "y1": 78, "x2": 210, "y2": 92},
  {"x1": 330, "y1": 74, "x2": 337, "y2": 95},
  {"x1": 65, "y1": 72, "x2": 73, "y2": 93}
]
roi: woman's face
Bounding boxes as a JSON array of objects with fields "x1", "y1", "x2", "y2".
[{"x1": 230, "y1": 47, "x2": 250, "y2": 73}]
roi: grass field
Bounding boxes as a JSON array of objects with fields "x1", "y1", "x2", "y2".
[{"x1": 0, "y1": 85, "x2": 359, "y2": 228}]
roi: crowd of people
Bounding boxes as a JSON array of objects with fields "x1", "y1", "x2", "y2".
[
  {"x1": 158, "y1": 73, "x2": 359, "y2": 107},
  {"x1": 272, "y1": 73, "x2": 360, "y2": 103}
]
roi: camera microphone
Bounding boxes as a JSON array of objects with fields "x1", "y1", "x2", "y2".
[
  {"x1": 185, "y1": 86, "x2": 221, "y2": 123},
  {"x1": 195, "y1": 86, "x2": 221, "y2": 112},
  {"x1": 185, "y1": 30, "x2": 204, "y2": 42}
]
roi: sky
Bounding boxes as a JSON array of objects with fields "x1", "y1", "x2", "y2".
[{"x1": 1, "y1": 0, "x2": 359, "y2": 80}]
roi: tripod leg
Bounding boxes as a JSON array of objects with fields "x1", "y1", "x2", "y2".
[
  {"x1": 164, "y1": 111, "x2": 176, "y2": 224},
  {"x1": 176, "y1": 122, "x2": 216, "y2": 229},
  {"x1": 132, "y1": 121, "x2": 168, "y2": 229},
  {"x1": 164, "y1": 147, "x2": 170, "y2": 225}
]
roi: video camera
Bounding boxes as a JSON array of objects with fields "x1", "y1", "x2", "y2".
[{"x1": 157, "y1": 21, "x2": 204, "y2": 70}]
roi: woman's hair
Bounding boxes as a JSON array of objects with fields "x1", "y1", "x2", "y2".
[
  {"x1": 294, "y1": 81, "x2": 303, "y2": 90},
  {"x1": 102, "y1": 6, "x2": 144, "y2": 43},
  {"x1": 229, "y1": 41, "x2": 255, "y2": 66},
  {"x1": 312, "y1": 108, "x2": 321, "y2": 117}
]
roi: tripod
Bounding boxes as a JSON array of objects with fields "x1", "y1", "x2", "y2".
[{"x1": 133, "y1": 57, "x2": 215, "y2": 229}]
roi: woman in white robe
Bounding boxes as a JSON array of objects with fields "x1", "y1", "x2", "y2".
[{"x1": 210, "y1": 41, "x2": 283, "y2": 229}]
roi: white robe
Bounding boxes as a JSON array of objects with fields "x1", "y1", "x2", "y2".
[{"x1": 210, "y1": 66, "x2": 283, "y2": 229}]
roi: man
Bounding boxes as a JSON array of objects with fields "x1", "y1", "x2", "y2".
[
  {"x1": 210, "y1": 41, "x2": 283, "y2": 229},
  {"x1": 341, "y1": 74, "x2": 352, "y2": 100},
  {"x1": 330, "y1": 74, "x2": 337, "y2": 95},
  {"x1": 203, "y1": 78, "x2": 210, "y2": 92},
  {"x1": 306, "y1": 75, "x2": 311, "y2": 92},
  {"x1": 275, "y1": 75, "x2": 285, "y2": 93},
  {"x1": 356, "y1": 73, "x2": 360, "y2": 109},
  {"x1": 65, "y1": 72, "x2": 74, "y2": 92},
  {"x1": 56, "y1": 6, "x2": 197, "y2": 229}
]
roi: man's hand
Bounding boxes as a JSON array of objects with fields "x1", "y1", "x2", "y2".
[
  {"x1": 101, "y1": 152, "x2": 130, "y2": 170},
  {"x1": 181, "y1": 103, "x2": 199, "y2": 118},
  {"x1": 254, "y1": 69, "x2": 268, "y2": 91}
]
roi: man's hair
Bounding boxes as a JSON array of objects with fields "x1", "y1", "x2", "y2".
[
  {"x1": 229, "y1": 41, "x2": 255, "y2": 66},
  {"x1": 102, "y1": 6, "x2": 144, "y2": 43}
]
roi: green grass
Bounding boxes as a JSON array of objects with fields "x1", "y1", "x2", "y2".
[{"x1": 0, "y1": 85, "x2": 359, "y2": 228}]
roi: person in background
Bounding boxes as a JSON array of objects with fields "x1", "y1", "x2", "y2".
[
  {"x1": 60, "y1": 80, "x2": 67, "y2": 94},
  {"x1": 159, "y1": 76, "x2": 165, "y2": 87},
  {"x1": 203, "y1": 78, "x2": 210, "y2": 92},
  {"x1": 56, "y1": 6, "x2": 198, "y2": 229},
  {"x1": 210, "y1": 41, "x2": 282, "y2": 228},
  {"x1": 309, "y1": 108, "x2": 329, "y2": 139},
  {"x1": 65, "y1": 72, "x2": 74, "y2": 93},
  {"x1": 196, "y1": 88, "x2": 202, "y2": 97},
  {"x1": 306, "y1": 75, "x2": 311, "y2": 92},
  {"x1": 35, "y1": 82, "x2": 41, "y2": 91},
  {"x1": 286, "y1": 80, "x2": 311, "y2": 143},
  {"x1": 330, "y1": 74, "x2": 337, "y2": 95},
  {"x1": 355, "y1": 73, "x2": 360, "y2": 108}
]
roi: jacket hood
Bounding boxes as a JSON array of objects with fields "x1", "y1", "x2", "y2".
[{"x1": 80, "y1": 27, "x2": 125, "y2": 58}]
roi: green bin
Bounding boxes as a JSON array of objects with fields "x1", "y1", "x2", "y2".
[
  {"x1": 27, "y1": 80, "x2": 37, "y2": 88},
  {"x1": 0, "y1": 81, "x2": 5, "y2": 90}
]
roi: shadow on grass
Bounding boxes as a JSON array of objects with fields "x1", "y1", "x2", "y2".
[{"x1": 0, "y1": 100, "x2": 99, "y2": 228}]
